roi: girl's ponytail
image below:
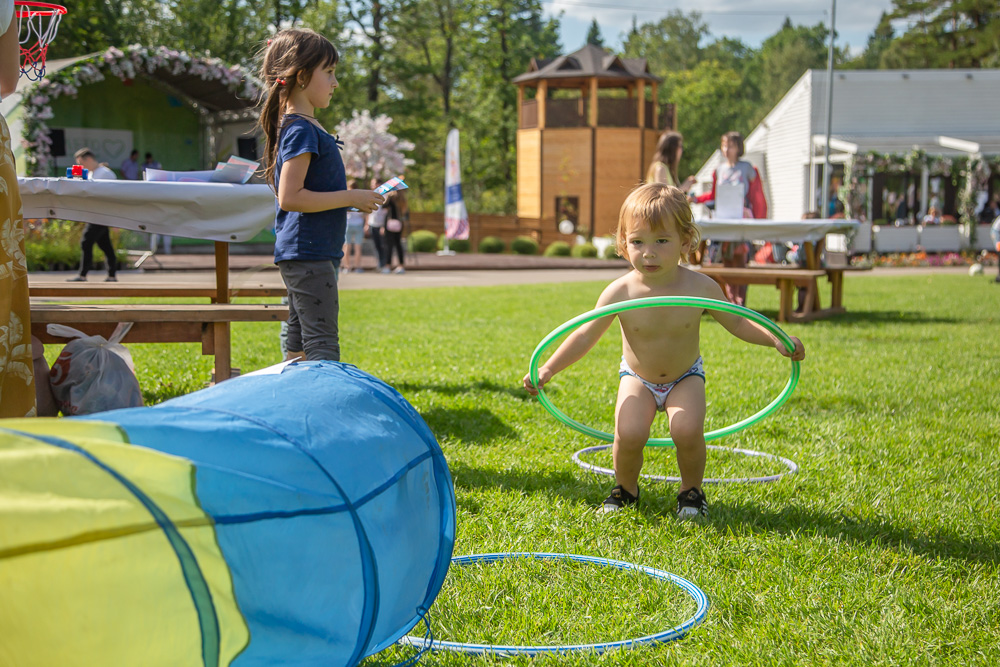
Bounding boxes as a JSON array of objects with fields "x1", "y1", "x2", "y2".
[{"x1": 257, "y1": 79, "x2": 285, "y2": 188}]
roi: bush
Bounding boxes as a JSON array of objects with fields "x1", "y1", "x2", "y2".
[
  {"x1": 408, "y1": 230, "x2": 438, "y2": 253},
  {"x1": 601, "y1": 243, "x2": 621, "y2": 260},
  {"x1": 437, "y1": 235, "x2": 471, "y2": 253},
  {"x1": 571, "y1": 243, "x2": 598, "y2": 258},
  {"x1": 543, "y1": 241, "x2": 571, "y2": 257},
  {"x1": 511, "y1": 236, "x2": 539, "y2": 255},
  {"x1": 479, "y1": 236, "x2": 505, "y2": 254}
]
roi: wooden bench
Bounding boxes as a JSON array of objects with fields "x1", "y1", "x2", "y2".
[
  {"x1": 31, "y1": 303, "x2": 288, "y2": 382},
  {"x1": 691, "y1": 266, "x2": 836, "y2": 322},
  {"x1": 30, "y1": 281, "x2": 287, "y2": 301}
]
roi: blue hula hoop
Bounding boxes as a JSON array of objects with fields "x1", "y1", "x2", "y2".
[{"x1": 398, "y1": 552, "x2": 709, "y2": 656}]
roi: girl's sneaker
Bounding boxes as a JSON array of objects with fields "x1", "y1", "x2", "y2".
[
  {"x1": 676, "y1": 487, "x2": 708, "y2": 520},
  {"x1": 600, "y1": 485, "x2": 639, "y2": 513}
]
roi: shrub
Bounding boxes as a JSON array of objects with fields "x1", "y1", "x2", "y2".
[
  {"x1": 543, "y1": 241, "x2": 571, "y2": 257},
  {"x1": 571, "y1": 243, "x2": 598, "y2": 258},
  {"x1": 479, "y1": 236, "x2": 505, "y2": 254},
  {"x1": 511, "y1": 236, "x2": 539, "y2": 255},
  {"x1": 408, "y1": 230, "x2": 438, "y2": 253},
  {"x1": 601, "y1": 244, "x2": 621, "y2": 260},
  {"x1": 437, "y1": 235, "x2": 471, "y2": 253}
]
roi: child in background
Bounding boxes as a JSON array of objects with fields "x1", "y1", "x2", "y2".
[
  {"x1": 523, "y1": 183, "x2": 804, "y2": 518},
  {"x1": 343, "y1": 179, "x2": 367, "y2": 273},
  {"x1": 257, "y1": 29, "x2": 383, "y2": 361}
]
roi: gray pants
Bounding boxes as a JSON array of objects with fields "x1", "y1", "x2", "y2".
[{"x1": 277, "y1": 260, "x2": 340, "y2": 361}]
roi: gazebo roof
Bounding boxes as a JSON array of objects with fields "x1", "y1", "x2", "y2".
[{"x1": 512, "y1": 44, "x2": 660, "y2": 87}]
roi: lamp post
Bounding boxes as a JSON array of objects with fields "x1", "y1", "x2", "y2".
[{"x1": 821, "y1": 0, "x2": 837, "y2": 218}]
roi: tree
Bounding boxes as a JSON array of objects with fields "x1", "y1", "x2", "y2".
[
  {"x1": 47, "y1": 0, "x2": 161, "y2": 58},
  {"x1": 335, "y1": 110, "x2": 415, "y2": 184},
  {"x1": 621, "y1": 10, "x2": 709, "y2": 73},
  {"x1": 751, "y1": 18, "x2": 845, "y2": 112},
  {"x1": 882, "y1": 0, "x2": 1000, "y2": 68},
  {"x1": 585, "y1": 18, "x2": 604, "y2": 48}
]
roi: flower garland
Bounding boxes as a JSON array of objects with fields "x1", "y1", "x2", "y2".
[{"x1": 21, "y1": 45, "x2": 262, "y2": 175}]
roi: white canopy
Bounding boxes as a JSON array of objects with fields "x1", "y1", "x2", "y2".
[{"x1": 18, "y1": 178, "x2": 275, "y2": 242}]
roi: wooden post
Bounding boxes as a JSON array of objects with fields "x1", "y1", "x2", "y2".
[
  {"x1": 517, "y1": 85, "x2": 523, "y2": 129},
  {"x1": 537, "y1": 80, "x2": 547, "y2": 130},
  {"x1": 213, "y1": 241, "x2": 232, "y2": 382},
  {"x1": 637, "y1": 80, "x2": 646, "y2": 128},
  {"x1": 651, "y1": 81, "x2": 659, "y2": 129},
  {"x1": 588, "y1": 78, "x2": 598, "y2": 127}
]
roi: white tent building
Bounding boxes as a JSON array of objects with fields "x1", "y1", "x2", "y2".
[{"x1": 692, "y1": 69, "x2": 1000, "y2": 242}]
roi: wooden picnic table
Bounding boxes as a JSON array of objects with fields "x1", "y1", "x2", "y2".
[
  {"x1": 691, "y1": 218, "x2": 863, "y2": 322},
  {"x1": 20, "y1": 177, "x2": 281, "y2": 380}
]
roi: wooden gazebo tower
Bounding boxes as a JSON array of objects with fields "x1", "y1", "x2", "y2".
[{"x1": 513, "y1": 45, "x2": 675, "y2": 238}]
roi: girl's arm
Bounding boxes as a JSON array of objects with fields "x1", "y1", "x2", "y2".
[
  {"x1": 704, "y1": 281, "x2": 805, "y2": 360},
  {"x1": 277, "y1": 154, "x2": 384, "y2": 213},
  {"x1": 523, "y1": 287, "x2": 621, "y2": 394}
]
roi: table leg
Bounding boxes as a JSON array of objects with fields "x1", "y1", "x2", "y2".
[
  {"x1": 830, "y1": 270, "x2": 843, "y2": 308},
  {"x1": 213, "y1": 321, "x2": 231, "y2": 383},
  {"x1": 778, "y1": 279, "x2": 793, "y2": 323}
]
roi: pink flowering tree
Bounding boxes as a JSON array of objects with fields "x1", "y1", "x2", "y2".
[{"x1": 335, "y1": 110, "x2": 414, "y2": 185}]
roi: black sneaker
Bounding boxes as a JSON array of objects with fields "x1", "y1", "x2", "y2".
[
  {"x1": 676, "y1": 487, "x2": 709, "y2": 520},
  {"x1": 600, "y1": 485, "x2": 639, "y2": 513}
]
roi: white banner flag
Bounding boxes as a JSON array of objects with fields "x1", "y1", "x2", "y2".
[{"x1": 444, "y1": 128, "x2": 469, "y2": 240}]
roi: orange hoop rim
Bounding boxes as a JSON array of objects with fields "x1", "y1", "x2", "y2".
[{"x1": 14, "y1": 1, "x2": 67, "y2": 16}]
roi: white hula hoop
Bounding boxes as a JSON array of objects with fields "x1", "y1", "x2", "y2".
[{"x1": 572, "y1": 443, "x2": 798, "y2": 484}]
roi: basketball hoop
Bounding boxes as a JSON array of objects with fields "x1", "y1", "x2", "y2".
[{"x1": 14, "y1": 1, "x2": 67, "y2": 81}]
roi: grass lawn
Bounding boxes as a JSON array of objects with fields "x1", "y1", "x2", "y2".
[{"x1": 46, "y1": 273, "x2": 1000, "y2": 664}]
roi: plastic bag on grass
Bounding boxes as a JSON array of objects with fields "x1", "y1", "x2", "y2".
[{"x1": 47, "y1": 323, "x2": 144, "y2": 416}]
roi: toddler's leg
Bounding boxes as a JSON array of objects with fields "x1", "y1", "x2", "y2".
[
  {"x1": 664, "y1": 378, "x2": 707, "y2": 493},
  {"x1": 613, "y1": 375, "x2": 657, "y2": 497}
]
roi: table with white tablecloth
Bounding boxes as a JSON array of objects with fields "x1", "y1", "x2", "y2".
[{"x1": 19, "y1": 177, "x2": 282, "y2": 381}]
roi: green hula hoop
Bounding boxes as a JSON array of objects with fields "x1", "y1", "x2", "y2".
[{"x1": 528, "y1": 296, "x2": 800, "y2": 447}]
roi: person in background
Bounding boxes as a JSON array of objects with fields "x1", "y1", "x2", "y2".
[
  {"x1": 1, "y1": 0, "x2": 40, "y2": 416},
  {"x1": 121, "y1": 149, "x2": 141, "y2": 180},
  {"x1": 978, "y1": 194, "x2": 1000, "y2": 224},
  {"x1": 367, "y1": 176, "x2": 389, "y2": 273},
  {"x1": 142, "y1": 152, "x2": 161, "y2": 176},
  {"x1": 646, "y1": 130, "x2": 696, "y2": 193},
  {"x1": 67, "y1": 148, "x2": 118, "y2": 282},
  {"x1": 693, "y1": 131, "x2": 768, "y2": 306},
  {"x1": 342, "y1": 179, "x2": 366, "y2": 272},
  {"x1": 382, "y1": 188, "x2": 408, "y2": 274}
]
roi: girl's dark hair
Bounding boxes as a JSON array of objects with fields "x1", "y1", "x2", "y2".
[
  {"x1": 255, "y1": 29, "x2": 339, "y2": 187},
  {"x1": 722, "y1": 131, "x2": 745, "y2": 158},
  {"x1": 649, "y1": 131, "x2": 683, "y2": 184}
]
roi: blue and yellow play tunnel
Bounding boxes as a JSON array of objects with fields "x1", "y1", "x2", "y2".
[{"x1": 0, "y1": 361, "x2": 456, "y2": 666}]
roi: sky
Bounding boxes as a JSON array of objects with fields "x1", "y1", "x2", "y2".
[{"x1": 543, "y1": 0, "x2": 896, "y2": 56}]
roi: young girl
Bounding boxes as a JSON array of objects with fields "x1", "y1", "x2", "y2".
[
  {"x1": 646, "y1": 130, "x2": 697, "y2": 193},
  {"x1": 257, "y1": 29, "x2": 384, "y2": 361},
  {"x1": 694, "y1": 131, "x2": 768, "y2": 306},
  {"x1": 523, "y1": 183, "x2": 804, "y2": 519}
]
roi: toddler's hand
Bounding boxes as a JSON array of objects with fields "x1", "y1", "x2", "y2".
[
  {"x1": 777, "y1": 336, "x2": 805, "y2": 361},
  {"x1": 353, "y1": 190, "x2": 385, "y2": 214},
  {"x1": 522, "y1": 367, "x2": 552, "y2": 396}
]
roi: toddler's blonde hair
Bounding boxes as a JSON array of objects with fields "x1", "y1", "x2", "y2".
[{"x1": 615, "y1": 183, "x2": 700, "y2": 257}]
